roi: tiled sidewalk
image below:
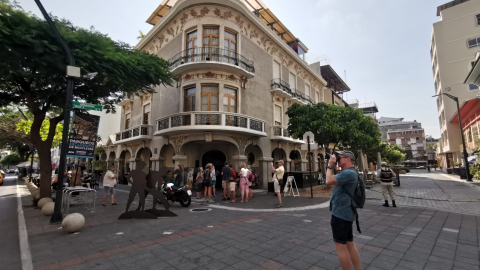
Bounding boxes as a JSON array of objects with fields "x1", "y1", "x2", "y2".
[{"x1": 15, "y1": 172, "x2": 480, "y2": 270}]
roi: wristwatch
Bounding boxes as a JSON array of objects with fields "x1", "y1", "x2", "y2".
[{"x1": 327, "y1": 166, "x2": 335, "y2": 170}]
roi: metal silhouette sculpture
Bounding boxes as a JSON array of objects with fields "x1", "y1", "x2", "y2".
[{"x1": 119, "y1": 161, "x2": 176, "y2": 219}]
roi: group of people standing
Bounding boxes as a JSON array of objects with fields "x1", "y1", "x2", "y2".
[{"x1": 195, "y1": 162, "x2": 257, "y2": 204}]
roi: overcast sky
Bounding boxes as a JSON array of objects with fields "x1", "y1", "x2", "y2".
[{"x1": 18, "y1": 0, "x2": 447, "y2": 137}]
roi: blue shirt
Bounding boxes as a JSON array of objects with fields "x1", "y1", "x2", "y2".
[{"x1": 331, "y1": 169, "x2": 358, "y2": 222}]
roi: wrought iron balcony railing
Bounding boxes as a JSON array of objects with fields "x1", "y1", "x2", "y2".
[
  {"x1": 114, "y1": 124, "x2": 153, "y2": 144},
  {"x1": 169, "y1": 47, "x2": 255, "y2": 73}
]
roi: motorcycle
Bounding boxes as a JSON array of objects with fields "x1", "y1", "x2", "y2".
[{"x1": 161, "y1": 183, "x2": 192, "y2": 207}]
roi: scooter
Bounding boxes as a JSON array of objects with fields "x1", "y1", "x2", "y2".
[{"x1": 161, "y1": 183, "x2": 192, "y2": 207}]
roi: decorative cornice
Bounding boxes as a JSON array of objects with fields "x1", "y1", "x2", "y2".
[{"x1": 181, "y1": 71, "x2": 240, "y2": 85}]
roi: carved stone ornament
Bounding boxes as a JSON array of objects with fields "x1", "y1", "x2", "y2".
[
  {"x1": 205, "y1": 132, "x2": 212, "y2": 142},
  {"x1": 170, "y1": 135, "x2": 189, "y2": 155},
  {"x1": 129, "y1": 144, "x2": 141, "y2": 157},
  {"x1": 229, "y1": 136, "x2": 249, "y2": 156}
]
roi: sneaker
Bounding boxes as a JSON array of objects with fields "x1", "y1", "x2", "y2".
[
  {"x1": 111, "y1": 203, "x2": 118, "y2": 206},
  {"x1": 222, "y1": 198, "x2": 227, "y2": 201},
  {"x1": 210, "y1": 200, "x2": 214, "y2": 203},
  {"x1": 276, "y1": 204, "x2": 283, "y2": 208},
  {"x1": 227, "y1": 197, "x2": 231, "y2": 200}
]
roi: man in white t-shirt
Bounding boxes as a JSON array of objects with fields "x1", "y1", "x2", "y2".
[
  {"x1": 271, "y1": 160, "x2": 285, "y2": 208},
  {"x1": 102, "y1": 166, "x2": 118, "y2": 206}
]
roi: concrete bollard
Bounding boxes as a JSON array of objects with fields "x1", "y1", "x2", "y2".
[{"x1": 62, "y1": 213, "x2": 85, "y2": 233}]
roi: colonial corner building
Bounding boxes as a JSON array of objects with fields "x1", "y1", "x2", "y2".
[{"x1": 99, "y1": 0, "x2": 351, "y2": 186}]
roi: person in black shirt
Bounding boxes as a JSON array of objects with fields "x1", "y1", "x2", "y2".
[
  {"x1": 174, "y1": 165, "x2": 183, "y2": 188},
  {"x1": 221, "y1": 162, "x2": 230, "y2": 201}
]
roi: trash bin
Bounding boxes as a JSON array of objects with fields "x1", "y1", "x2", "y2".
[{"x1": 459, "y1": 168, "x2": 467, "y2": 179}]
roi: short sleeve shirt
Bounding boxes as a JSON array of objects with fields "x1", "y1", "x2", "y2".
[
  {"x1": 103, "y1": 171, "x2": 116, "y2": 187},
  {"x1": 331, "y1": 169, "x2": 358, "y2": 221},
  {"x1": 174, "y1": 169, "x2": 183, "y2": 183},
  {"x1": 221, "y1": 167, "x2": 230, "y2": 181},
  {"x1": 273, "y1": 166, "x2": 285, "y2": 181},
  {"x1": 196, "y1": 172, "x2": 203, "y2": 183}
]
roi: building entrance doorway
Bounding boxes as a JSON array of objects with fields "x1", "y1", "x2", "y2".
[{"x1": 202, "y1": 150, "x2": 226, "y2": 189}]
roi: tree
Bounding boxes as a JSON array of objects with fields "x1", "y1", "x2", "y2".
[
  {"x1": 286, "y1": 103, "x2": 381, "y2": 154},
  {"x1": 0, "y1": 2, "x2": 173, "y2": 198},
  {"x1": 0, "y1": 107, "x2": 34, "y2": 161},
  {"x1": 17, "y1": 119, "x2": 63, "y2": 148},
  {"x1": 0, "y1": 152, "x2": 21, "y2": 166},
  {"x1": 382, "y1": 144, "x2": 406, "y2": 165}
]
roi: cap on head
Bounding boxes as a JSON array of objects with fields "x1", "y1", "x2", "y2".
[
  {"x1": 335, "y1": 151, "x2": 355, "y2": 161},
  {"x1": 276, "y1": 160, "x2": 284, "y2": 165}
]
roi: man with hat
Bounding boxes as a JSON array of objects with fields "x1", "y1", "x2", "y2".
[
  {"x1": 377, "y1": 162, "x2": 396, "y2": 207},
  {"x1": 326, "y1": 150, "x2": 362, "y2": 270},
  {"x1": 270, "y1": 160, "x2": 285, "y2": 208}
]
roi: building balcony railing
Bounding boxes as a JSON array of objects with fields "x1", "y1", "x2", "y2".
[
  {"x1": 114, "y1": 124, "x2": 153, "y2": 144},
  {"x1": 271, "y1": 79, "x2": 314, "y2": 105},
  {"x1": 169, "y1": 47, "x2": 255, "y2": 78},
  {"x1": 155, "y1": 111, "x2": 266, "y2": 137},
  {"x1": 270, "y1": 125, "x2": 305, "y2": 144}
]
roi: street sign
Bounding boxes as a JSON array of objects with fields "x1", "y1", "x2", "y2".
[
  {"x1": 301, "y1": 143, "x2": 318, "y2": 151},
  {"x1": 72, "y1": 101, "x2": 102, "y2": 111},
  {"x1": 303, "y1": 131, "x2": 315, "y2": 144}
]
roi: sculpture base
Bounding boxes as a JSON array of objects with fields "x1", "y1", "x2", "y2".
[
  {"x1": 118, "y1": 210, "x2": 157, "y2": 220},
  {"x1": 146, "y1": 208, "x2": 177, "y2": 217}
]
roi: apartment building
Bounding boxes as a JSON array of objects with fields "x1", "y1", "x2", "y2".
[
  {"x1": 378, "y1": 117, "x2": 422, "y2": 143},
  {"x1": 347, "y1": 100, "x2": 379, "y2": 120},
  {"x1": 100, "y1": 0, "x2": 350, "y2": 186},
  {"x1": 387, "y1": 128, "x2": 427, "y2": 161},
  {"x1": 432, "y1": 0, "x2": 480, "y2": 169}
]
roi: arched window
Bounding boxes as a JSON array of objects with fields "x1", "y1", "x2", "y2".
[{"x1": 184, "y1": 87, "x2": 196, "y2": 112}]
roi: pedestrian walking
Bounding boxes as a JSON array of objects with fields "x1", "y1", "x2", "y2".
[
  {"x1": 195, "y1": 167, "x2": 204, "y2": 199},
  {"x1": 204, "y1": 164, "x2": 214, "y2": 203},
  {"x1": 247, "y1": 167, "x2": 254, "y2": 200},
  {"x1": 239, "y1": 163, "x2": 249, "y2": 202},
  {"x1": 174, "y1": 165, "x2": 183, "y2": 187},
  {"x1": 229, "y1": 164, "x2": 238, "y2": 203},
  {"x1": 326, "y1": 151, "x2": 362, "y2": 270},
  {"x1": 221, "y1": 162, "x2": 230, "y2": 201},
  {"x1": 377, "y1": 162, "x2": 396, "y2": 207},
  {"x1": 102, "y1": 166, "x2": 118, "y2": 206},
  {"x1": 271, "y1": 160, "x2": 285, "y2": 208},
  {"x1": 212, "y1": 165, "x2": 218, "y2": 197}
]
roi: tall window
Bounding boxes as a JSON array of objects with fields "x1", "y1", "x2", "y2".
[
  {"x1": 143, "y1": 104, "x2": 150, "y2": 125},
  {"x1": 184, "y1": 87, "x2": 196, "y2": 112},
  {"x1": 223, "y1": 87, "x2": 237, "y2": 113},
  {"x1": 289, "y1": 72, "x2": 296, "y2": 90},
  {"x1": 274, "y1": 105, "x2": 282, "y2": 126},
  {"x1": 203, "y1": 27, "x2": 219, "y2": 60},
  {"x1": 316, "y1": 91, "x2": 321, "y2": 103},
  {"x1": 273, "y1": 61, "x2": 280, "y2": 79},
  {"x1": 125, "y1": 113, "x2": 131, "y2": 129},
  {"x1": 476, "y1": 14, "x2": 480, "y2": 25},
  {"x1": 224, "y1": 29, "x2": 237, "y2": 64},
  {"x1": 201, "y1": 85, "x2": 219, "y2": 111},
  {"x1": 186, "y1": 30, "x2": 197, "y2": 62},
  {"x1": 305, "y1": 84, "x2": 310, "y2": 98}
]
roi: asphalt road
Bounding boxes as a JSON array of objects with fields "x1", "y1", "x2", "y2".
[{"x1": 0, "y1": 174, "x2": 22, "y2": 270}]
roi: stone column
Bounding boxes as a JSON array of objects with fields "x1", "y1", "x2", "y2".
[
  {"x1": 285, "y1": 158, "x2": 292, "y2": 171},
  {"x1": 150, "y1": 156, "x2": 159, "y2": 171},
  {"x1": 258, "y1": 157, "x2": 274, "y2": 187},
  {"x1": 173, "y1": 155, "x2": 187, "y2": 167},
  {"x1": 301, "y1": 159, "x2": 308, "y2": 171},
  {"x1": 231, "y1": 155, "x2": 247, "y2": 170}
]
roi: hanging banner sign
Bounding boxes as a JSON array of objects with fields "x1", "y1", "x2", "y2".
[{"x1": 66, "y1": 112, "x2": 100, "y2": 159}]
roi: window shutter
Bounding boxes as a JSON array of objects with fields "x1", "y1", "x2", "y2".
[
  {"x1": 273, "y1": 61, "x2": 280, "y2": 79},
  {"x1": 274, "y1": 105, "x2": 282, "y2": 125},
  {"x1": 143, "y1": 104, "x2": 151, "y2": 113}
]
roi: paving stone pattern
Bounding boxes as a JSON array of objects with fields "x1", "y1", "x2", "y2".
[{"x1": 14, "y1": 170, "x2": 480, "y2": 270}]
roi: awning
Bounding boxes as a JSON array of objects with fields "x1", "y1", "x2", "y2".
[
  {"x1": 16, "y1": 161, "x2": 39, "y2": 169},
  {"x1": 465, "y1": 54, "x2": 480, "y2": 86},
  {"x1": 450, "y1": 98, "x2": 480, "y2": 131},
  {"x1": 320, "y1": 65, "x2": 351, "y2": 94}
]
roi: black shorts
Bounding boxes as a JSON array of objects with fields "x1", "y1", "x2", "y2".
[
  {"x1": 203, "y1": 182, "x2": 211, "y2": 187},
  {"x1": 330, "y1": 215, "x2": 353, "y2": 244}
]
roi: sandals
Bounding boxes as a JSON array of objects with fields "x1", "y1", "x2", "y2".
[
  {"x1": 102, "y1": 203, "x2": 106, "y2": 206},
  {"x1": 111, "y1": 203, "x2": 118, "y2": 206}
]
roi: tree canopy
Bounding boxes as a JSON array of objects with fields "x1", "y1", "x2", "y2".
[
  {"x1": 286, "y1": 103, "x2": 381, "y2": 154},
  {"x1": 0, "y1": 1, "x2": 174, "y2": 198},
  {"x1": 0, "y1": 152, "x2": 21, "y2": 166}
]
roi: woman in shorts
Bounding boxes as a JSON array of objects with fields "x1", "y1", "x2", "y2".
[{"x1": 195, "y1": 167, "x2": 204, "y2": 199}]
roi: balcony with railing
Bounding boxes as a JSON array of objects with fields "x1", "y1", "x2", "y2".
[
  {"x1": 270, "y1": 125, "x2": 305, "y2": 144},
  {"x1": 169, "y1": 47, "x2": 255, "y2": 78},
  {"x1": 155, "y1": 111, "x2": 266, "y2": 137},
  {"x1": 114, "y1": 124, "x2": 153, "y2": 144},
  {"x1": 271, "y1": 79, "x2": 314, "y2": 105}
]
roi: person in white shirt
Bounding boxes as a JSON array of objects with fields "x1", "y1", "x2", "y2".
[
  {"x1": 102, "y1": 166, "x2": 118, "y2": 206},
  {"x1": 239, "y1": 163, "x2": 250, "y2": 203},
  {"x1": 271, "y1": 160, "x2": 285, "y2": 208}
]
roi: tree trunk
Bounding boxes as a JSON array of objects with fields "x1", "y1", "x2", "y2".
[{"x1": 36, "y1": 142, "x2": 53, "y2": 199}]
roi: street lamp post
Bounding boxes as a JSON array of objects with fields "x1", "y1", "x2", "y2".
[
  {"x1": 432, "y1": 93, "x2": 472, "y2": 181},
  {"x1": 302, "y1": 131, "x2": 318, "y2": 198},
  {"x1": 34, "y1": 0, "x2": 78, "y2": 222}
]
